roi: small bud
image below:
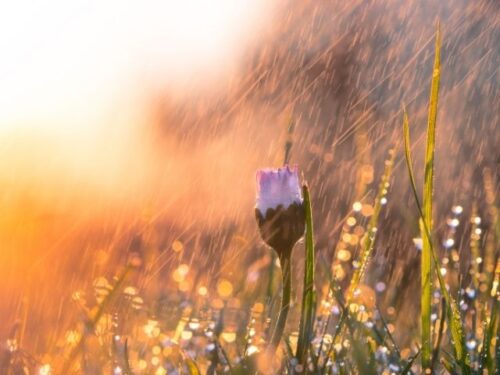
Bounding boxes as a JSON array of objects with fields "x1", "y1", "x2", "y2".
[{"x1": 255, "y1": 166, "x2": 305, "y2": 258}]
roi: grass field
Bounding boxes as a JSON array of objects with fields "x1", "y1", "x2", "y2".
[{"x1": 0, "y1": 1, "x2": 498, "y2": 374}]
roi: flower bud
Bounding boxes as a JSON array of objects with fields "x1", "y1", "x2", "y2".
[{"x1": 255, "y1": 166, "x2": 305, "y2": 258}]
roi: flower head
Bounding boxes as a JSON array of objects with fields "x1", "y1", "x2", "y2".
[
  {"x1": 256, "y1": 165, "x2": 302, "y2": 215},
  {"x1": 255, "y1": 166, "x2": 305, "y2": 257}
]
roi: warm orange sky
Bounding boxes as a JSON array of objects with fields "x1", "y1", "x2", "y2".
[
  {"x1": 0, "y1": 0, "x2": 273, "y2": 224},
  {"x1": 0, "y1": 0, "x2": 269, "y2": 130}
]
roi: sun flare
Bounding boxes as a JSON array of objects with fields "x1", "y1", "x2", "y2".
[{"x1": 0, "y1": 0, "x2": 266, "y2": 130}]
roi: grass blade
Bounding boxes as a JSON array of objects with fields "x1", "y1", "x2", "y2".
[
  {"x1": 185, "y1": 358, "x2": 201, "y2": 375},
  {"x1": 403, "y1": 107, "x2": 470, "y2": 374},
  {"x1": 123, "y1": 338, "x2": 133, "y2": 375},
  {"x1": 283, "y1": 116, "x2": 295, "y2": 165},
  {"x1": 419, "y1": 24, "x2": 443, "y2": 369},
  {"x1": 479, "y1": 259, "x2": 499, "y2": 373},
  {"x1": 347, "y1": 148, "x2": 395, "y2": 301},
  {"x1": 296, "y1": 184, "x2": 316, "y2": 365},
  {"x1": 480, "y1": 299, "x2": 498, "y2": 374},
  {"x1": 351, "y1": 333, "x2": 377, "y2": 375},
  {"x1": 402, "y1": 25, "x2": 470, "y2": 374},
  {"x1": 400, "y1": 347, "x2": 421, "y2": 375},
  {"x1": 431, "y1": 298, "x2": 446, "y2": 369}
]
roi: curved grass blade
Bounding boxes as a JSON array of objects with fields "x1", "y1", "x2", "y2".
[
  {"x1": 376, "y1": 305, "x2": 401, "y2": 358},
  {"x1": 400, "y1": 347, "x2": 421, "y2": 375},
  {"x1": 295, "y1": 184, "x2": 316, "y2": 365}
]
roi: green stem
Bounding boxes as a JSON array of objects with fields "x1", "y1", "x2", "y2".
[
  {"x1": 266, "y1": 252, "x2": 276, "y2": 316},
  {"x1": 268, "y1": 252, "x2": 292, "y2": 354}
]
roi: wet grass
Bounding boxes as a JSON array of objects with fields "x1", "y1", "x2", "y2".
[{"x1": 1, "y1": 27, "x2": 499, "y2": 375}]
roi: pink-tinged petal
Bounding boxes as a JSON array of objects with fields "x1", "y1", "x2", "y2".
[{"x1": 255, "y1": 165, "x2": 302, "y2": 214}]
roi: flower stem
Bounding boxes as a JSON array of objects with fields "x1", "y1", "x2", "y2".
[{"x1": 268, "y1": 252, "x2": 292, "y2": 354}]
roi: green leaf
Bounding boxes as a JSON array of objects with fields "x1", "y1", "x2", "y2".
[{"x1": 296, "y1": 184, "x2": 316, "y2": 365}]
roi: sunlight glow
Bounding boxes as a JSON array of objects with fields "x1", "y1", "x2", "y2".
[
  {"x1": 0, "y1": 0, "x2": 264, "y2": 129},
  {"x1": 0, "y1": 0, "x2": 270, "y2": 289}
]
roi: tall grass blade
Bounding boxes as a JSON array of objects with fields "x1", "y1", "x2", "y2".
[
  {"x1": 403, "y1": 69, "x2": 471, "y2": 375},
  {"x1": 296, "y1": 184, "x2": 316, "y2": 365},
  {"x1": 419, "y1": 24, "x2": 443, "y2": 369},
  {"x1": 347, "y1": 148, "x2": 395, "y2": 301}
]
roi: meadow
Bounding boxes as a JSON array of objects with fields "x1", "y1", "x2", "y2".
[
  {"x1": 2, "y1": 27, "x2": 498, "y2": 375},
  {"x1": 0, "y1": 1, "x2": 498, "y2": 374}
]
